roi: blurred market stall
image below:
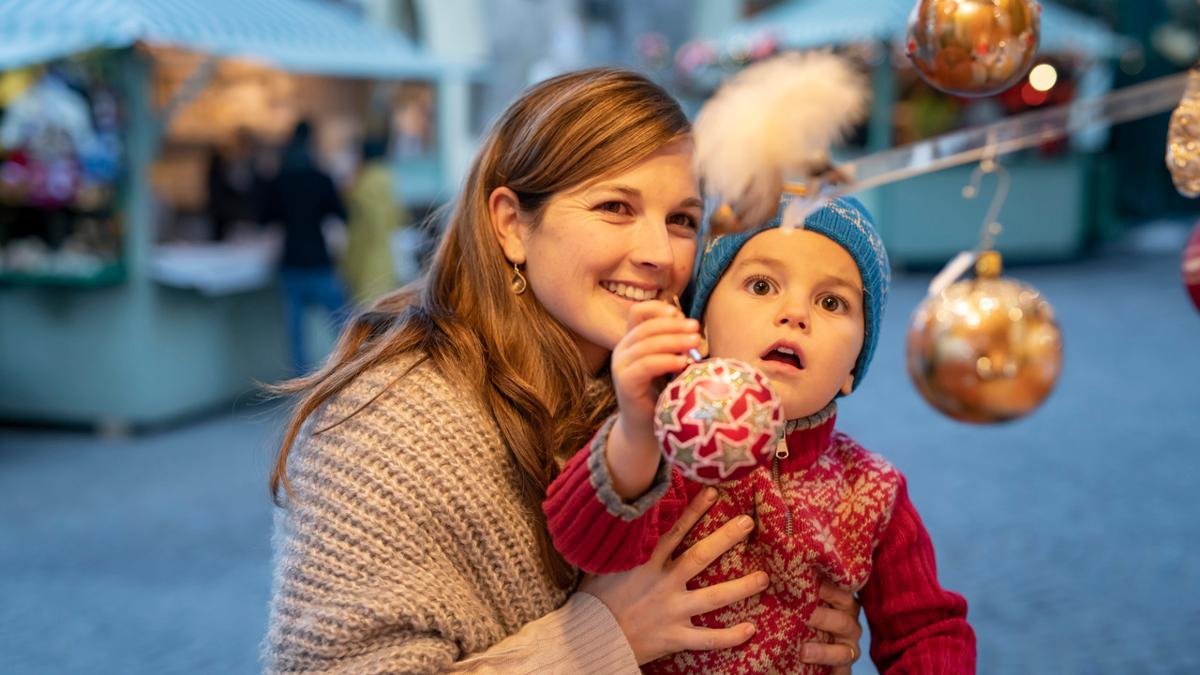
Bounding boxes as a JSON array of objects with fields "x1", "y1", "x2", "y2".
[{"x1": 0, "y1": 0, "x2": 474, "y2": 428}]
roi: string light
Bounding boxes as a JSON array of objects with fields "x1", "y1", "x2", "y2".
[{"x1": 1028, "y1": 63, "x2": 1058, "y2": 92}]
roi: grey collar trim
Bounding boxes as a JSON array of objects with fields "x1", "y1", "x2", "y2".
[{"x1": 783, "y1": 401, "x2": 838, "y2": 434}]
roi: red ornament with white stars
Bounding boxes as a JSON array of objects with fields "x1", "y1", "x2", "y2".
[
  {"x1": 654, "y1": 358, "x2": 784, "y2": 485},
  {"x1": 1185, "y1": 220, "x2": 1200, "y2": 312}
]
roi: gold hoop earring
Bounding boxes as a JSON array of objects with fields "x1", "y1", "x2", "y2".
[{"x1": 511, "y1": 262, "x2": 528, "y2": 295}]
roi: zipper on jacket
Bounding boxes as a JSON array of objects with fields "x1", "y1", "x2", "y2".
[{"x1": 774, "y1": 438, "x2": 793, "y2": 538}]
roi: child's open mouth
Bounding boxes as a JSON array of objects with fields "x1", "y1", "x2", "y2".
[{"x1": 762, "y1": 342, "x2": 804, "y2": 370}]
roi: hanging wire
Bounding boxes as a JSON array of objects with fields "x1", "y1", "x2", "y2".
[
  {"x1": 788, "y1": 70, "x2": 1190, "y2": 198},
  {"x1": 961, "y1": 155, "x2": 1011, "y2": 252}
]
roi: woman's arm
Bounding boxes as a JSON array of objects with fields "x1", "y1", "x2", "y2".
[
  {"x1": 265, "y1": 437, "x2": 644, "y2": 674},
  {"x1": 448, "y1": 593, "x2": 637, "y2": 673}
]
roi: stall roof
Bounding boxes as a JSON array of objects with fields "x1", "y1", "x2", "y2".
[
  {"x1": 718, "y1": 0, "x2": 1133, "y2": 59},
  {"x1": 0, "y1": 0, "x2": 457, "y2": 77}
]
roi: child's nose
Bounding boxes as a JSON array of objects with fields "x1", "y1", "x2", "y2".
[{"x1": 775, "y1": 300, "x2": 809, "y2": 330}]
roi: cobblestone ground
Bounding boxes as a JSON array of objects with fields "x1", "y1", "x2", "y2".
[{"x1": 2, "y1": 247, "x2": 1198, "y2": 674}]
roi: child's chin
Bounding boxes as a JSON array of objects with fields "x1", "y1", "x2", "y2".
[{"x1": 779, "y1": 392, "x2": 827, "y2": 419}]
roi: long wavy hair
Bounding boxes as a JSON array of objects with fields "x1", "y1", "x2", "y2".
[{"x1": 269, "y1": 68, "x2": 692, "y2": 589}]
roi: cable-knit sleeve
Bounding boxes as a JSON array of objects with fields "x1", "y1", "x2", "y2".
[
  {"x1": 543, "y1": 414, "x2": 689, "y2": 574},
  {"x1": 859, "y1": 477, "x2": 976, "y2": 674},
  {"x1": 263, "y1": 362, "x2": 639, "y2": 674}
]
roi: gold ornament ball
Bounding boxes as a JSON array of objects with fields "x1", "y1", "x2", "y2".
[
  {"x1": 906, "y1": 0, "x2": 1041, "y2": 98},
  {"x1": 906, "y1": 274, "x2": 1063, "y2": 423},
  {"x1": 1166, "y1": 69, "x2": 1200, "y2": 199}
]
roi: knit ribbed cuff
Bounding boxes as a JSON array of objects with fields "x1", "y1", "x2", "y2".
[
  {"x1": 553, "y1": 592, "x2": 641, "y2": 673},
  {"x1": 449, "y1": 592, "x2": 640, "y2": 673},
  {"x1": 588, "y1": 415, "x2": 672, "y2": 521},
  {"x1": 543, "y1": 415, "x2": 673, "y2": 573}
]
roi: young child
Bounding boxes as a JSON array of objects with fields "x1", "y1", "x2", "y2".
[{"x1": 544, "y1": 197, "x2": 975, "y2": 673}]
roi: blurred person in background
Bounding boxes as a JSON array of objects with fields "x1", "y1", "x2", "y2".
[
  {"x1": 263, "y1": 69, "x2": 865, "y2": 674},
  {"x1": 262, "y1": 119, "x2": 348, "y2": 376},
  {"x1": 341, "y1": 135, "x2": 410, "y2": 304},
  {"x1": 205, "y1": 126, "x2": 265, "y2": 242}
]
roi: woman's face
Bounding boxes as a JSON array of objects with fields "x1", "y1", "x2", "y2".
[{"x1": 515, "y1": 140, "x2": 702, "y2": 370}]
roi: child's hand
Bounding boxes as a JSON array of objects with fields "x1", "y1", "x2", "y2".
[
  {"x1": 611, "y1": 299, "x2": 701, "y2": 438},
  {"x1": 606, "y1": 299, "x2": 701, "y2": 499}
]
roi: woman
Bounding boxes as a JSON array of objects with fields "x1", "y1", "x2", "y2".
[{"x1": 264, "y1": 68, "x2": 863, "y2": 673}]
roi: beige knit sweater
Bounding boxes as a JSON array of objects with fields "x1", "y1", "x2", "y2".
[{"x1": 263, "y1": 354, "x2": 639, "y2": 674}]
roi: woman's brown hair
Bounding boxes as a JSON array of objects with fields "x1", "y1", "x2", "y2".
[{"x1": 269, "y1": 68, "x2": 691, "y2": 589}]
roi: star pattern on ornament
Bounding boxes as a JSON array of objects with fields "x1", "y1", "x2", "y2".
[
  {"x1": 656, "y1": 398, "x2": 683, "y2": 434},
  {"x1": 726, "y1": 366, "x2": 749, "y2": 390},
  {"x1": 714, "y1": 436, "x2": 756, "y2": 478},
  {"x1": 677, "y1": 362, "x2": 715, "y2": 388},
  {"x1": 686, "y1": 387, "x2": 734, "y2": 443},
  {"x1": 745, "y1": 396, "x2": 780, "y2": 437},
  {"x1": 671, "y1": 438, "x2": 698, "y2": 468}
]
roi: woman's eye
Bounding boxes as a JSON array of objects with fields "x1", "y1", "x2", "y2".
[
  {"x1": 667, "y1": 213, "x2": 699, "y2": 230},
  {"x1": 597, "y1": 201, "x2": 630, "y2": 215}
]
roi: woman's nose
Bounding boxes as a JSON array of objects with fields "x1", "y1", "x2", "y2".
[{"x1": 630, "y1": 219, "x2": 674, "y2": 269}]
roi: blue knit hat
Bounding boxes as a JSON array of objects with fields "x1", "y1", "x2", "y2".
[{"x1": 690, "y1": 196, "x2": 890, "y2": 393}]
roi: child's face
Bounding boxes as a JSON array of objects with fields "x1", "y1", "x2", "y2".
[{"x1": 702, "y1": 228, "x2": 865, "y2": 419}]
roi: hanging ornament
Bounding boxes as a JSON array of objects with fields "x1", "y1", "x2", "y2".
[
  {"x1": 906, "y1": 0, "x2": 1041, "y2": 98},
  {"x1": 906, "y1": 251, "x2": 1063, "y2": 423},
  {"x1": 654, "y1": 358, "x2": 783, "y2": 485},
  {"x1": 1184, "y1": 221, "x2": 1200, "y2": 312},
  {"x1": 1166, "y1": 68, "x2": 1200, "y2": 198}
]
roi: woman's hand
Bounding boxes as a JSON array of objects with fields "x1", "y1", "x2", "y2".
[
  {"x1": 803, "y1": 582, "x2": 864, "y2": 673},
  {"x1": 578, "y1": 486, "x2": 764, "y2": 665},
  {"x1": 579, "y1": 486, "x2": 866, "y2": 669}
]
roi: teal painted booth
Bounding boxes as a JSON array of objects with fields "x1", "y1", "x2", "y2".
[
  {"x1": 0, "y1": 1, "x2": 460, "y2": 428},
  {"x1": 0, "y1": 52, "x2": 289, "y2": 428}
]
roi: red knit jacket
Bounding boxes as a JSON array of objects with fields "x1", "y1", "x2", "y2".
[{"x1": 544, "y1": 408, "x2": 975, "y2": 674}]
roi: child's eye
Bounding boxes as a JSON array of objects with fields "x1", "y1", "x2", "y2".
[
  {"x1": 819, "y1": 294, "x2": 848, "y2": 312},
  {"x1": 744, "y1": 276, "x2": 775, "y2": 296},
  {"x1": 597, "y1": 201, "x2": 631, "y2": 216}
]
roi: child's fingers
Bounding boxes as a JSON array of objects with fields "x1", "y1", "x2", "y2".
[
  {"x1": 619, "y1": 354, "x2": 691, "y2": 389},
  {"x1": 622, "y1": 316, "x2": 700, "y2": 346},
  {"x1": 617, "y1": 333, "x2": 702, "y2": 366},
  {"x1": 626, "y1": 299, "x2": 681, "y2": 328}
]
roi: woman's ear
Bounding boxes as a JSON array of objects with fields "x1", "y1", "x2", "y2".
[
  {"x1": 698, "y1": 327, "x2": 710, "y2": 359},
  {"x1": 840, "y1": 373, "x2": 855, "y2": 396},
  {"x1": 488, "y1": 186, "x2": 527, "y2": 264}
]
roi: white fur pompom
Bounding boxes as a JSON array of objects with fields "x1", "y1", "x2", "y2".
[{"x1": 694, "y1": 51, "x2": 870, "y2": 229}]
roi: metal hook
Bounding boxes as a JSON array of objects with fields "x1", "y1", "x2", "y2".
[{"x1": 961, "y1": 157, "x2": 1010, "y2": 252}]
